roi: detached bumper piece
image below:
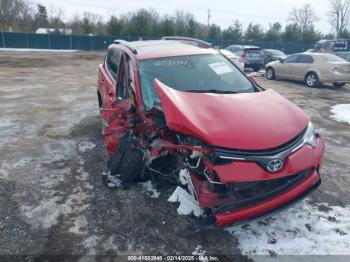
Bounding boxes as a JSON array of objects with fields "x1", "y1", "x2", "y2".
[{"x1": 191, "y1": 168, "x2": 321, "y2": 227}]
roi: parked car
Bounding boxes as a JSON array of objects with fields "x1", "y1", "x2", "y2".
[
  {"x1": 226, "y1": 45, "x2": 264, "y2": 71},
  {"x1": 263, "y1": 49, "x2": 286, "y2": 64},
  {"x1": 334, "y1": 51, "x2": 350, "y2": 62},
  {"x1": 266, "y1": 53, "x2": 350, "y2": 87},
  {"x1": 220, "y1": 49, "x2": 245, "y2": 71},
  {"x1": 314, "y1": 39, "x2": 349, "y2": 53},
  {"x1": 98, "y1": 37, "x2": 325, "y2": 227}
]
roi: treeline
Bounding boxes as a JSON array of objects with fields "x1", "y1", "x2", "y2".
[{"x1": 1, "y1": 0, "x2": 350, "y2": 43}]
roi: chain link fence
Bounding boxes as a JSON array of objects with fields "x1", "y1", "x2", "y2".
[{"x1": 0, "y1": 32, "x2": 313, "y2": 54}]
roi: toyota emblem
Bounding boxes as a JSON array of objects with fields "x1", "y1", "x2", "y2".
[{"x1": 267, "y1": 159, "x2": 284, "y2": 172}]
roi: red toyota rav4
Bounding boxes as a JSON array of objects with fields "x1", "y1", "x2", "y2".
[{"x1": 97, "y1": 37, "x2": 325, "y2": 227}]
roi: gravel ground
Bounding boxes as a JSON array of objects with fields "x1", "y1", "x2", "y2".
[{"x1": 0, "y1": 51, "x2": 349, "y2": 261}]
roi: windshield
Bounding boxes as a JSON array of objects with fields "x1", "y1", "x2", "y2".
[
  {"x1": 138, "y1": 54, "x2": 255, "y2": 110},
  {"x1": 319, "y1": 53, "x2": 346, "y2": 62}
]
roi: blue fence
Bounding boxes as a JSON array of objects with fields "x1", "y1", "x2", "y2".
[{"x1": 0, "y1": 32, "x2": 313, "y2": 54}]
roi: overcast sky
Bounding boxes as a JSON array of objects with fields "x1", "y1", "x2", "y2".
[{"x1": 38, "y1": 0, "x2": 332, "y2": 33}]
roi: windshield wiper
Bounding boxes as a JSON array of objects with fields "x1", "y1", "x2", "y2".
[{"x1": 185, "y1": 89, "x2": 238, "y2": 94}]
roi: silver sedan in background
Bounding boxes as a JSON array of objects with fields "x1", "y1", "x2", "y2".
[{"x1": 265, "y1": 52, "x2": 350, "y2": 88}]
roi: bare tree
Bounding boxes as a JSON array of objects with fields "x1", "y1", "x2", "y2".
[
  {"x1": 289, "y1": 4, "x2": 318, "y2": 34},
  {"x1": 328, "y1": 0, "x2": 350, "y2": 37},
  {"x1": 0, "y1": 0, "x2": 29, "y2": 31}
]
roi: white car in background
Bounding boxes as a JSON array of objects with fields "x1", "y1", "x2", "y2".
[{"x1": 220, "y1": 49, "x2": 245, "y2": 71}]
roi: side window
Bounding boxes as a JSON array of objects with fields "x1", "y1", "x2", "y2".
[
  {"x1": 117, "y1": 54, "x2": 136, "y2": 101},
  {"x1": 284, "y1": 55, "x2": 299, "y2": 63},
  {"x1": 127, "y1": 58, "x2": 136, "y2": 93},
  {"x1": 106, "y1": 48, "x2": 122, "y2": 80},
  {"x1": 297, "y1": 55, "x2": 314, "y2": 64}
]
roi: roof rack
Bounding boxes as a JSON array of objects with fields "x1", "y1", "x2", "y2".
[
  {"x1": 113, "y1": 39, "x2": 137, "y2": 54},
  {"x1": 161, "y1": 36, "x2": 212, "y2": 48}
]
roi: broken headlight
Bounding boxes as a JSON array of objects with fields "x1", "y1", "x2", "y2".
[{"x1": 302, "y1": 122, "x2": 317, "y2": 148}]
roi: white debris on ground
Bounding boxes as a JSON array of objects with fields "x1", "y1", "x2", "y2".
[
  {"x1": 168, "y1": 169, "x2": 203, "y2": 217},
  {"x1": 227, "y1": 200, "x2": 350, "y2": 255},
  {"x1": 78, "y1": 141, "x2": 96, "y2": 153},
  {"x1": 103, "y1": 171, "x2": 122, "y2": 188},
  {"x1": 0, "y1": 48, "x2": 78, "y2": 52},
  {"x1": 168, "y1": 186, "x2": 202, "y2": 217},
  {"x1": 140, "y1": 181, "x2": 160, "y2": 198},
  {"x1": 330, "y1": 104, "x2": 350, "y2": 124},
  {"x1": 192, "y1": 245, "x2": 206, "y2": 256}
]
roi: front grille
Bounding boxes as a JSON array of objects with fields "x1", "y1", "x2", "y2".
[
  {"x1": 215, "y1": 127, "x2": 306, "y2": 158},
  {"x1": 213, "y1": 128, "x2": 307, "y2": 172}
]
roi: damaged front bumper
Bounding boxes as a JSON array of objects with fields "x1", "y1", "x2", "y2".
[
  {"x1": 214, "y1": 169, "x2": 320, "y2": 226},
  {"x1": 190, "y1": 136, "x2": 325, "y2": 227}
]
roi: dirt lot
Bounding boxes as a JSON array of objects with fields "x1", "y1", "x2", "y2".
[{"x1": 0, "y1": 51, "x2": 349, "y2": 261}]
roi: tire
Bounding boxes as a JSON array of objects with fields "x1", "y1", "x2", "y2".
[
  {"x1": 107, "y1": 138, "x2": 144, "y2": 185},
  {"x1": 333, "y1": 83, "x2": 346, "y2": 88},
  {"x1": 266, "y1": 67, "x2": 275, "y2": 80},
  {"x1": 305, "y1": 72, "x2": 320, "y2": 88}
]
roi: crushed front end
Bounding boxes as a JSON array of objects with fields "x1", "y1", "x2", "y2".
[{"x1": 185, "y1": 127, "x2": 325, "y2": 227}]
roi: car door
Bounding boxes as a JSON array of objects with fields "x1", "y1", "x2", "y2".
[
  {"x1": 294, "y1": 55, "x2": 314, "y2": 80},
  {"x1": 99, "y1": 48, "x2": 123, "y2": 106},
  {"x1": 100, "y1": 50, "x2": 135, "y2": 155},
  {"x1": 277, "y1": 54, "x2": 299, "y2": 79}
]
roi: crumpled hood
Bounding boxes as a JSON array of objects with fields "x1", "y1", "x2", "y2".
[{"x1": 154, "y1": 79, "x2": 310, "y2": 150}]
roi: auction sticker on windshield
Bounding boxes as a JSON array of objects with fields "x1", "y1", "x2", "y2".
[{"x1": 208, "y1": 62, "x2": 233, "y2": 75}]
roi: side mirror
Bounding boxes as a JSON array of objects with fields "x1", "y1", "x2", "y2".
[{"x1": 278, "y1": 58, "x2": 284, "y2": 63}]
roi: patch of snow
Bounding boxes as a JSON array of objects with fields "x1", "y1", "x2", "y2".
[
  {"x1": 192, "y1": 245, "x2": 206, "y2": 256},
  {"x1": 102, "y1": 236, "x2": 118, "y2": 251},
  {"x1": 59, "y1": 94, "x2": 77, "y2": 103},
  {"x1": 69, "y1": 214, "x2": 88, "y2": 235},
  {"x1": 0, "y1": 168, "x2": 9, "y2": 179},
  {"x1": 330, "y1": 104, "x2": 350, "y2": 124},
  {"x1": 78, "y1": 141, "x2": 96, "y2": 153},
  {"x1": 82, "y1": 235, "x2": 101, "y2": 256},
  {"x1": 0, "y1": 118, "x2": 16, "y2": 128},
  {"x1": 168, "y1": 186, "x2": 202, "y2": 217},
  {"x1": 227, "y1": 201, "x2": 350, "y2": 255},
  {"x1": 21, "y1": 188, "x2": 90, "y2": 229},
  {"x1": 141, "y1": 181, "x2": 160, "y2": 198},
  {"x1": 0, "y1": 48, "x2": 78, "y2": 52}
]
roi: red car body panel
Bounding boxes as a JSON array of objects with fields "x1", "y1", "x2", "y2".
[
  {"x1": 98, "y1": 40, "x2": 326, "y2": 227},
  {"x1": 155, "y1": 79, "x2": 310, "y2": 150}
]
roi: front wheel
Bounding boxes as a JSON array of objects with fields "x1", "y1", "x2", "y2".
[
  {"x1": 333, "y1": 83, "x2": 346, "y2": 88},
  {"x1": 107, "y1": 138, "x2": 144, "y2": 186},
  {"x1": 305, "y1": 73, "x2": 320, "y2": 88},
  {"x1": 266, "y1": 67, "x2": 275, "y2": 80}
]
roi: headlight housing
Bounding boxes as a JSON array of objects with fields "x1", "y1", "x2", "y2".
[{"x1": 303, "y1": 122, "x2": 317, "y2": 148}]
